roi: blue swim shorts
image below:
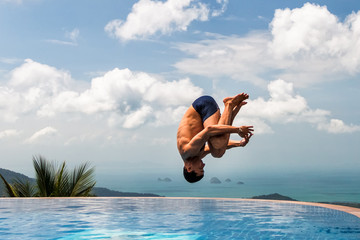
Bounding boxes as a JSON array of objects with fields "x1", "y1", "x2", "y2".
[{"x1": 192, "y1": 96, "x2": 219, "y2": 123}]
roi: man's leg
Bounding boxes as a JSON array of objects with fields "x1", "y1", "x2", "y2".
[{"x1": 204, "y1": 93, "x2": 248, "y2": 157}]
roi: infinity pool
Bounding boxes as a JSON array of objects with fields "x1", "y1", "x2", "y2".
[{"x1": 0, "y1": 198, "x2": 359, "y2": 239}]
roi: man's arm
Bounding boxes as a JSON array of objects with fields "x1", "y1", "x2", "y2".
[
  {"x1": 226, "y1": 133, "x2": 252, "y2": 150},
  {"x1": 200, "y1": 133, "x2": 253, "y2": 159},
  {"x1": 182, "y1": 125, "x2": 252, "y2": 159}
]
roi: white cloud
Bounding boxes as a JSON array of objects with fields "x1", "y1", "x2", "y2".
[
  {"x1": 37, "y1": 67, "x2": 203, "y2": 128},
  {"x1": 0, "y1": 129, "x2": 20, "y2": 139},
  {"x1": 317, "y1": 119, "x2": 360, "y2": 134},
  {"x1": 175, "y1": 3, "x2": 360, "y2": 87},
  {"x1": 0, "y1": 57, "x2": 22, "y2": 65},
  {"x1": 0, "y1": 59, "x2": 203, "y2": 136},
  {"x1": 211, "y1": 0, "x2": 228, "y2": 17},
  {"x1": 234, "y1": 79, "x2": 360, "y2": 134},
  {"x1": 235, "y1": 117, "x2": 273, "y2": 135},
  {"x1": 46, "y1": 39, "x2": 77, "y2": 46},
  {"x1": 175, "y1": 32, "x2": 273, "y2": 86},
  {"x1": 9, "y1": 59, "x2": 72, "y2": 91},
  {"x1": 66, "y1": 28, "x2": 79, "y2": 42},
  {"x1": 46, "y1": 28, "x2": 79, "y2": 46},
  {"x1": 244, "y1": 80, "x2": 312, "y2": 123},
  {"x1": 1, "y1": 59, "x2": 356, "y2": 150},
  {"x1": 105, "y1": 0, "x2": 229, "y2": 41},
  {"x1": 25, "y1": 127, "x2": 58, "y2": 143},
  {"x1": 0, "y1": 59, "x2": 73, "y2": 122},
  {"x1": 123, "y1": 105, "x2": 153, "y2": 128}
]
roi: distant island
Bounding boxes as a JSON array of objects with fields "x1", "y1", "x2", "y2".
[
  {"x1": 210, "y1": 177, "x2": 221, "y2": 184},
  {"x1": 0, "y1": 168, "x2": 161, "y2": 197},
  {"x1": 250, "y1": 193, "x2": 360, "y2": 209},
  {"x1": 92, "y1": 187, "x2": 162, "y2": 197},
  {"x1": 252, "y1": 193, "x2": 297, "y2": 201},
  {"x1": 209, "y1": 177, "x2": 244, "y2": 185},
  {"x1": 158, "y1": 177, "x2": 172, "y2": 182}
]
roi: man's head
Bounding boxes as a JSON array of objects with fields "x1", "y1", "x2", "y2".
[{"x1": 183, "y1": 157, "x2": 205, "y2": 183}]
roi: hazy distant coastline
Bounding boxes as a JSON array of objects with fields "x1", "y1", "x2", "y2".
[{"x1": 0, "y1": 168, "x2": 161, "y2": 197}]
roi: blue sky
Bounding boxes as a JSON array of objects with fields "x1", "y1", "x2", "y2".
[{"x1": 0, "y1": 0, "x2": 359, "y2": 184}]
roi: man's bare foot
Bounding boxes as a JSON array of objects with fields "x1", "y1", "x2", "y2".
[{"x1": 223, "y1": 93, "x2": 249, "y2": 107}]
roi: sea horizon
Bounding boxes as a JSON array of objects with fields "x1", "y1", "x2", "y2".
[
  {"x1": 1, "y1": 167, "x2": 358, "y2": 203},
  {"x1": 97, "y1": 171, "x2": 360, "y2": 203}
]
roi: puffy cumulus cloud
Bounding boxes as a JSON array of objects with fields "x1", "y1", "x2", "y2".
[
  {"x1": 0, "y1": 59, "x2": 203, "y2": 141},
  {"x1": 0, "y1": 59, "x2": 73, "y2": 122},
  {"x1": 105, "y1": 0, "x2": 227, "y2": 41},
  {"x1": 235, "y1": 79, "x2": 360, "y2": 134},
  {"x1": 317, "y1": 119, "x2": 360, "y2": 134},
  {"x1": 270, "y1": 4, "x2": 357, "y2": 62},
  {"x1": 268, "y1": 3, "x2": 360, "y2": 83},
  {"x1": 175, "y1": 3, "x2": 360, "y2": 86},
  {"x1": 8, "y1": 59, "x2": 72, "y2": 91},
  {"x1": 123, "y1": 105, "x2": 153, "y2": 129},
  {"x1": 39, "y1": 67, "x2": 203, "y2": 128},
  {"x1": 25, "y1": 127, "x2": 58, "y2": 144}
]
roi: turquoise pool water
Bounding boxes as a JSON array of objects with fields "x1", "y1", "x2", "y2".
[{"x1": 0, "y1": 198, "x2": 359, "y2": 239}]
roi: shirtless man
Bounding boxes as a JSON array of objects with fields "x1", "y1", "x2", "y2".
[{"x1": 177, "y1": 93, "x2": 254, "y2": 183}]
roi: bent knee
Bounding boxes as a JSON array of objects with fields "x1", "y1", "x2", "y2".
[
  {"x1": 209, "y1": 135, "x2": 228, "y2": 149},
  {"x1": 211, "y1": 148, "x2": 226, "y2": 158}
]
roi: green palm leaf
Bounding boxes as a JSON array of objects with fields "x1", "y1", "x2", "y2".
[
  {"x1": 4, "y1": 155, "x2": 96, "y2": 198},
  {"x1": 12, "y1": 178, "x2": 37, "y2": 197},
  {"x1": 33, "y1": 155, "x2": 56, "y2": 197},
  {"x1": 0, "y1": 173, "x2": 18, "y2": 197},
  {"x1": 69, "y1": 162, "x2": 96, "y2": 197},
  {"x1": 54, "y1": 162, "x2": 71, "y2": 197}
]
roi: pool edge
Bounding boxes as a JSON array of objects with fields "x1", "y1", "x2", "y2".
[
  {"x1": 1, "y1": 197, "x2": 359, "y2": 219},
  {"x1": 162, "y1": 197, "x2": 360, "y2": 219}
]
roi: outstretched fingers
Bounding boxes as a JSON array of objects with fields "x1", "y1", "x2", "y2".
[{"x1": 239, "y1": 126, "x2": 254, "y2": 138}]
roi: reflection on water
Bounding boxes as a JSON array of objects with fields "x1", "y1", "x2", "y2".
[{"x1": 0, "y1": 198, "x2": 359, "y2": 240}]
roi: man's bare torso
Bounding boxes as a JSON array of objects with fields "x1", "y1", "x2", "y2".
[{"x1": 177, "y1": 106, "x2": 203, "y2": 159}]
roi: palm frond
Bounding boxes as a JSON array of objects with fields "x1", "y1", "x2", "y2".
[
  {"x1": 33, "y1": 155, "x2": 55, "y2": 197},
  {"x1": 12, "y1": 178, "x2": 37, "y2": 197},
  {"x1": 0, "y1": 173, "x2": 18, "y2": 197},
  {"x1": 69, "y1": 162, "x2": 96, "y2": 197},
  {"x1": 53, "y1": 161, "x2": 70, "y2": 197}
]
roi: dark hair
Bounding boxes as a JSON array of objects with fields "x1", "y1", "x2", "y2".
[{"x1": 183, "y1": 167, "x2": 204, "y2": 183}]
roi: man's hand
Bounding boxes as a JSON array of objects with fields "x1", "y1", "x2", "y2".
[
  {"x1": 238, "y1": 126, "x2": 254, "y2": 138},
  {"x1": 239, "y1": 132, "x2": 253, "y2": 147}
]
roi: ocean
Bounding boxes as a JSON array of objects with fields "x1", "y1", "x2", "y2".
[{"x1": 97, "y1": 171, "x2": 360, "y2": 203}]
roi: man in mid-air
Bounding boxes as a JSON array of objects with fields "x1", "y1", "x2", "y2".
[{"x1": 177, "y1": 93, "x2": 254, "y2": 183}]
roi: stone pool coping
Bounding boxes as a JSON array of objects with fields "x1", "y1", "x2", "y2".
[{"x1": 1, "y1": 197, "x2": 359, "y2": 219}]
